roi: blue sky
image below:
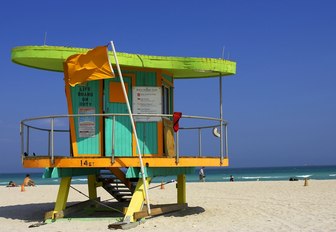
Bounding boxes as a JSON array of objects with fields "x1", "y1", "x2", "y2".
[{"x1": 1, "y1": 0, "x2": 335, "y2": 173}]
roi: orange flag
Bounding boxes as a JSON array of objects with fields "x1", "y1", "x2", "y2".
[{"x1": 64, "y1": 45, "x2": 114, "y2": 86}]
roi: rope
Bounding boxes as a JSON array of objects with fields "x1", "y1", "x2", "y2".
[{"x1": 69, "y1": 185, "x2": 124, "y2": 214}]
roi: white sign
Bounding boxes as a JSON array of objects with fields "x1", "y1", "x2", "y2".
[
  {"x1": 133, "y1": 87, "x2": 162, "y2": 122},
  {"x1": 78, "y1": 107, "x2": 96, "y2": 137}
]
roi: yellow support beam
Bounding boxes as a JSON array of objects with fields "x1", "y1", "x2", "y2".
[
  {"x1": 87, "y1": 174, "x2": 97, "y2": 200},
  {"x1": 177, "y1": 174, "x2": 186, "y2": 204},
  {"x1": 124, "y1": 178, "x2": 151, "y2": 222},
  {"x1": 53, "y1": 176, "x2": 71, "y2": 218}
]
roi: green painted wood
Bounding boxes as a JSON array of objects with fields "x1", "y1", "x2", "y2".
[
  {"x1": 11, "y1": 46, "x2": 236, "y2": 78},
  {"x1": 126, "y1": 167, "x2": 195, "y2": 178},
  {"x1": 104, "y1": 77, "x2": 133, "y2": 157},
  {"x1": 162, "y1": 73, "x2": 173, "y2": 83},
  {"x1": 70, "y1": 81, "x2": 101, "y2": 155},
  {"x1": 135, "y1": 71, "x2": 156, "y2": 86}
]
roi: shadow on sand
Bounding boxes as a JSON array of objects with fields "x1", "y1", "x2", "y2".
[
  {"x1": 0, "y1": 202, "x2": 64, "y2": 222},
  {"x1": 0, "y1": 202, "x2": 205, "y2": 223},
  {"x1": 162, "y1": 206, "x2": 205, "y2": 218}
]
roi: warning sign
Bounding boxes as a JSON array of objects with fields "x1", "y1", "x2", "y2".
[{"x1": 132, "y1": 87, "x2": 162, "y2": 122}]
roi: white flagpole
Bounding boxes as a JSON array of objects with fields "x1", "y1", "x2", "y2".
[{"x1": 109, "y1": 41, "x2": 151, "y2": 216}]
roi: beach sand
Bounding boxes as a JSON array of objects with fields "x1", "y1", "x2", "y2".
[{"x1": 0, "y1": 180, "x2": 335, "y2": 231}]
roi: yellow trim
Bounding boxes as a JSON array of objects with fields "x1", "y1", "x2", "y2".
[
  {"x1": 98, "y1": 80, "x2": 104, "y2": 156},
  {"x1": 87, "y1": 174, "x2": 97, "y2": 199},
  {"x1": 53, "y1": 176, "x2": 71, "y2": 218},
  {"x1": 177, "y1": 174, "x2": 186, "y2": 204},
  {"x1": 23, "y1": 157, "x2": 229, "y2": 168},
  {"x1": 124, "y1": 178, "x2": 151, "y2": 222},
  {"x1": 65, "y1": 82, "x2": 78, "y2": 156}
]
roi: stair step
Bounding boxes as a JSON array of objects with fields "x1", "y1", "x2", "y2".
[
  {"x1": 105, "y1": 189, "x2": 131, "y2": 194},
  {"x1": 99, "y1": 169, "x2": 136, "y2": 202}
]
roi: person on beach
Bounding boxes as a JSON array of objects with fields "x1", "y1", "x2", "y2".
[
  {"x1": 199, "y1": 167, "x2": 205, "y2": 182},
  {"x1": 6, "y1": 181, "x2": 17, "y2": 187},
  {"x1": 230, "y1": 175, "x2": 234, "y2": 182},
  {"x1": 23, "y1": 174, "x2": 35, "y2": 186}
]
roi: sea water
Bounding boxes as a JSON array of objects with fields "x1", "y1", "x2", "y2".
[{"x1": 1, "y1": 165, "x2": 336, "y2": 186}]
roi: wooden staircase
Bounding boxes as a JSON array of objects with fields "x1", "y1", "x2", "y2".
[{"x1": 98, "y1": 168, "x2": 137, "y2": 202}]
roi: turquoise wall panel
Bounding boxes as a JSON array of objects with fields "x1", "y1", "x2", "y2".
[
  {"x1": 104, "y1": 77, "x2": 132, "y2": 157},
  {"x1": 136, "y1": 122, "x2": 158, "y2": 155},
  {"x1": 134, "y1": 71, "x2": 158, "y2": 154},
  {"x1": 70, "y1": 81, "x2": 101, "y2": 155}
]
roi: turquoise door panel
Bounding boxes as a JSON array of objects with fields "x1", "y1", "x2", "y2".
[{"x1": 104, "y1": 77, "x2": 132, "y2": 157}]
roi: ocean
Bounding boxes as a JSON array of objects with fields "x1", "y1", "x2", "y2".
[{"x1": 1, "y1": 165, "x2": 336, "y2": 186}]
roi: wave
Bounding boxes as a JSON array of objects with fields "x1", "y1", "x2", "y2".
[
  {"x1": 242, "y1": 176, "x2": 281, "y2": 180},
  {"x1": 295, "y1": 175, "x2": 312, "y2": 178},
  {"x1": 329, "y1": 174, "x2": 336, "y2": 177}
]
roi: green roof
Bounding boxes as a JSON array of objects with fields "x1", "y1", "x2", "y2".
[{"x1": 11, "y1": 45, "x2": 236, "y2": 79}]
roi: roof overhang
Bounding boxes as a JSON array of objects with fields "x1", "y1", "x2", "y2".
[{"x1": 11, "y1": 46, "x2": 236, "y2": 79}]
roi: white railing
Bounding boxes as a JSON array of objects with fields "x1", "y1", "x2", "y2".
[{"x1": 20, "y1": 114, "x2": 229, "y2": 164}]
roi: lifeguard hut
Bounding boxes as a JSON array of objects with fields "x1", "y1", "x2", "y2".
[{"x1": 11, "y1": 43, "x2": 236, "y2": 225}]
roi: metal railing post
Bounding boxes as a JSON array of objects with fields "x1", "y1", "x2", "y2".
[
  {"x1": 198, "y1": 128, "x2": 202, "y2": 157},
  {"x1": 111, "y1": 115, "x2": 115, "y2": 164},
  {"x1": 51, "y1": 118, "x2": 54, "y2": 164},
  {"x1": 175, "y1": 130, "x2": 179, "y2": 164},
  {"x1": 20, "y1": 122, "x2": 24, "y2": 164},
  {"x1": 225, "y1": 123, "x2": 229, "y2": 159},
  {"x1": 26, "y1": 126, "x2": 30, "y2": 155},
  {"x1": 48, "y1": 131, "x2": 51, "y2": 156}
]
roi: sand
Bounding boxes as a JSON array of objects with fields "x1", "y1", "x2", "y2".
[{"x1": 0, "y1": 180, "x2": 335, "y2": 232}]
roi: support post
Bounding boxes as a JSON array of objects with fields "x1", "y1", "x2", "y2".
[
  {"x1": 53, "y1": 177, "x2": 72, "y2": 218},
  {"x1": 87, "y1": 174, "x2": 97, "y2": 200},
  {"x1": 177, "y1": 174, "x2": 186, "y2": 204},
  {"x1": 124, "y1": 178, "x2": 151, "y2": 222}
]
